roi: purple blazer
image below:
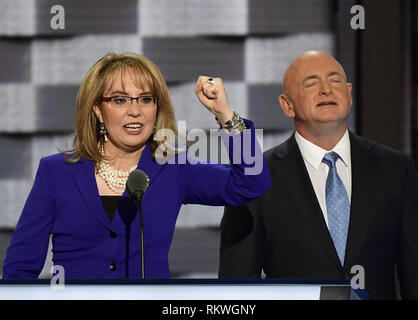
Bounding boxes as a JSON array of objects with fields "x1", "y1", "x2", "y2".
[{"x1": 3, "y1": 121, "x2": 270, "y2": 279}]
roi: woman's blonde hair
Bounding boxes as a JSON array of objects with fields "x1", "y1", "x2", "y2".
[{"x1": 63, "y1": 52, "x2": 178, "y2": 164}]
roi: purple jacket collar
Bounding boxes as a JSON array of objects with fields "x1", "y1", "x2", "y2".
[{"x1": 69, "y1": 142, "x2": 163, "y2": 231}]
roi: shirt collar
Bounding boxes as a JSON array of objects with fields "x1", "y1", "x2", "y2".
[{"x1": 295, "y1": 130, "x2": 350, "y2": 170}]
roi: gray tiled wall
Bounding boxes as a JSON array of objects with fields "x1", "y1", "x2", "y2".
[
  {"x1": 249, "y1": 0, "x2": 334, "y2": 33},
  {"x1": 0, "y1": 0, "x2": 341, "y2": 230},
  {"x1": 36, "y1": 0, "x2": 138, "y2": 35},
  {"x1": 143, "y1": 37, "x2": 245, "y2": 82}
]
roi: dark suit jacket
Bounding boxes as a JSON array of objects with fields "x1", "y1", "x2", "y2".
[{"x1": 219, "y1": 132, "x2": 418, "y2": 300}]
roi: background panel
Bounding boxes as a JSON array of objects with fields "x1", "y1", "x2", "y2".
[
  {"x1": 35, "y1": 86, "x2": 78, "y2": 131},
  {"x1": 0, "y1": 179, "x2": 33, "y2": 228},
  {"x1": 0, "y1": 136, "x2": 32, "y2": 179},
  {"x1": 0, "y1": 84, "x2": 36, "y2": 133},
  {"x1": 35, "y1": 0, "x2": 138, "y2": 35},
  {"x1": 245, "y1": 33, "x2": 335, "y2": 84},
  {"x1": 31, "y1": 35, "x2": 142, "y2": 85},
  {"x1": 0, "y1": 40, "x2": 31, "y2": 83},
  {"x1": 0, "y1": 0, "x2": 36, "y2": 36},
  {"x1": 140, "y1": 0, "x2": 247, "y2": 37},
  {"x1": 30, "y1": 134, "x2": 73, "y2": 185},
  {"x1": 169, "y1": 81, "x2": 247, "y2": 130},
  {"x1": 143, "y1": 37, "x2": 244, "y2": 82},
  {"x1": 249, "y1": 0, "x2": 333, "y2": 34},
  {"x1": 248, "y1": 84, "x2": 294, "y2": 130}
]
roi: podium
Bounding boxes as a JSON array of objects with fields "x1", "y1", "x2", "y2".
[{"x1": 0, "y1": 279, "x2": 366, "y2": 300}]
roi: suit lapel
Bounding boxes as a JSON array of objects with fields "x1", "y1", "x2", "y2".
[
  {"x1": 271, "y1": 134, "x2": 343, "y2": 270},
  {"x1": 114, "y1": 142, "x2": 165, "y2": 228},
  {"x1": 134, "y1": 141, "x2": 165, "y2": 192},
  {"x1": 70, "y1": 157, "x2": 113, "y2": 229},
  {"x1": 344, "y1": 132, "x2": 377, "y2": 267},
  {"x1": 70, "y1": 142, "x2": 164, "y2": 231}
]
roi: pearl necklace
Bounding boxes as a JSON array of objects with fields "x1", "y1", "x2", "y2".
[{"x1": 96, "y1": 144, "x2": 137, "y2": 194}]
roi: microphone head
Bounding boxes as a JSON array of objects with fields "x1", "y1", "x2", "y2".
[{"x1": 126, "y1": 169, "x2": 150, "y2": 202}]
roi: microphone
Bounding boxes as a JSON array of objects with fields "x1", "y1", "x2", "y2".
[
  {"x1": 126, "y1": 169, "x2": 149, "y2": 202},
  {"x1": 126, "y1": 169, "x2": 150, "y2": 279}
]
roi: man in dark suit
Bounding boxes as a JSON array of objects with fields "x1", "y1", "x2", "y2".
[{"x1": 218, "y1": 51, "x2": 418, "y2": 300}]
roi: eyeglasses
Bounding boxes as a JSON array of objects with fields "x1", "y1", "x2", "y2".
[{"x1": 101, "y1": 95, "x2": 158, "y2": 107}]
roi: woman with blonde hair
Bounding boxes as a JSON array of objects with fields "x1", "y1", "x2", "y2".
[{"x1": 3, "y1": 52, "x2": 270, "y2": 279}]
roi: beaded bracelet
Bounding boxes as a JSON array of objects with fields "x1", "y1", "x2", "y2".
[{"x1": 215, "y1": 110, "x2": 248, "y2": 134}]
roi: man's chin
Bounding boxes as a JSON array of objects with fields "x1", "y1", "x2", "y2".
[{"x1": 311, "y1": 118, "x2": 349, "y2": 132}]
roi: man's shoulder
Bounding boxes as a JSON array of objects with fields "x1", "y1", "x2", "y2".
[
  {"x1": 264, "y1": 134, "x2": 296, "y2": 159},
  {"x1": 350, "y1": 132, "x2": 409, "y2": 163},
  {"x1": 262, "y1": 131, "x2": 411, "y2": 166}
]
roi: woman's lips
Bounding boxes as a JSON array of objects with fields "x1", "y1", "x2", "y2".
[{"x1": 123, "y1": 124, "x2": 144, "y2": 135}]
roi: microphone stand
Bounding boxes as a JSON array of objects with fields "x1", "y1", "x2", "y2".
[{"x1": 134, "y1": 191, "x2": 145, "y2": 279}]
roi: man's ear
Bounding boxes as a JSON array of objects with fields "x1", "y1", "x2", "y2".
[
  {"x1": 279, "y1": 94, "x2": 296, "y2": 118},
  {"x1": 92, "y1": 105, "x2": 103, "y2": 123}
]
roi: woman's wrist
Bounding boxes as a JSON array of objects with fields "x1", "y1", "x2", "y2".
[{"x1": 215, "y1": 110, "x2": 247, "y2": 134}]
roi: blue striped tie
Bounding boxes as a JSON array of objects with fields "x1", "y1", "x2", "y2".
[{"x1": 322, "y1": 152, "x2": 350, "y2": 265}]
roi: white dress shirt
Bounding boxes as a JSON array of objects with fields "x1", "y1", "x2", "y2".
[{"x1": 295, "y1": 130, "x2": 352, "y2": 229}]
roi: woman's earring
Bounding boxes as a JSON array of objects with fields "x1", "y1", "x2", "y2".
[{"x1": 99, "y1": 123, "x2": 108, "y2": 142}]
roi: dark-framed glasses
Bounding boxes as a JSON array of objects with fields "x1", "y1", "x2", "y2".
[{"x1": 101, "y1": 95, "x2": 158, "y2": 107}]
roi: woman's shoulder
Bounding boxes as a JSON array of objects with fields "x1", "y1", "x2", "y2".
[{"x1": 39, "y1": 152, "x2": 92, "y2": 170}]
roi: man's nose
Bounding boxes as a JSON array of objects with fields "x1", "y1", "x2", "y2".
[{"x1": 320, "y1": 81, "x2": 332, "y2": 95}]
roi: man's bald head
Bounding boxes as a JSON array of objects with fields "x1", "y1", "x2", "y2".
[
  {"x1": 282, "y1": 51, "x2": 347, "y2": 98},
  {"x1": 278, "y1": 50, "x2": 353, "y2": 142}
]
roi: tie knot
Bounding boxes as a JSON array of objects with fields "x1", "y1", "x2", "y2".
[{"x1": 322, "y1": 151, "x2": 340, "y2": 168}]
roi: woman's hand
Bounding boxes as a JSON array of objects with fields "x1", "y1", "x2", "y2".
[{"x1": 195, "y1": 76, "x2": 234, "y2": 125}]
